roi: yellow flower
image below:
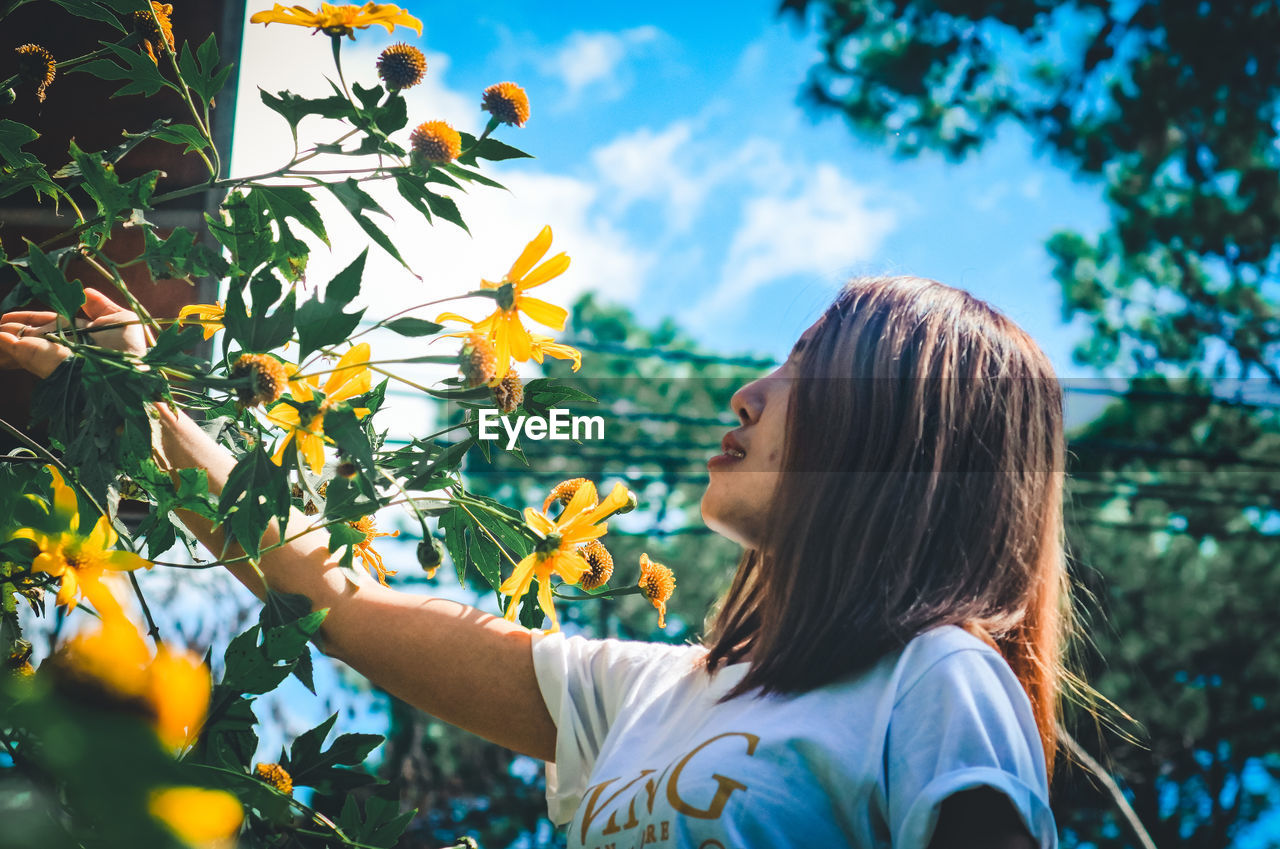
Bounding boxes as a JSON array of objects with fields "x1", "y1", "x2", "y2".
[
  {"x1": 435, "y1": 226, "x2": 576, "y2": 381},
  {"x1": 491, "y1": 368, "x2": 523, "y2": 414},
  {"x1": 481, "y1": 82, "x2": 530, "y2": 127},
  {"x1": 249, "y1": 2, "x2": 422, "y2": 39},
  {"x1": 265, "y1": 343, "x2": 372, "y2": 474},
  {"x1": 377, "y1": 42, "x2": 426, "y2": 90},
  {"x1": 14, "y1": 44, "x2": 55, "y2": 103},
  {"x1": 231, "y1": 353, "x2": 290, "y2": 407},
  {"x1": 349, "y1": 515, "x2": 399, "y2": 585},
  {"x1": 542, "y1": 477, "x2": 589, "y2": 513},
  {"x1": 176, "y1": 302, "x2": 225, "y2": 340},
  {"x1": 460, "y1": 332, "x2": 497, "y2": 388},
  {"x1": 529, "y1": 332, "x2": 582, "y2": 371},
  {"x1": 131, "y1": 3, "x2": 175, "y2": 64},
  {"x1": 500, "y1": 480, "x2": 631, "y2": 632},
  {"x1": 255, "y1": 762, "x2": 294, "y2": 795},
  {"x1": 577, "y1": 540, "x2": 614, "y2": 591},
  {"x1": 409, "y1": 120, "x2": 462, "y2": 163},
  {"x1": 150, "y1": 787, "x2": 243, "y2": 848},
  {"x1": 13, "y1": 467, "x2": 150, "y2": 617},
  {"x1": 638, "y1": 553, "x2": 676, "y2": 629},
  {"x1": 54, "y1": 615, "x2": 211, "y2": 752}
]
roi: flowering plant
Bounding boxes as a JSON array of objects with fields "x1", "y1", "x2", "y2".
[{"x1": 0, "y1": 2, "x2": 670, "y2": 846}]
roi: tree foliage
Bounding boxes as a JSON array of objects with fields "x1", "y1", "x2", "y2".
[{"x1": 786, "y1": 1, "x2": 1280, "y2": 846}]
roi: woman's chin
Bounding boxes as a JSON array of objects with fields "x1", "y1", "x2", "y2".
[{"x1": 700, "y1": 490, "x2": 758, "y2": 548}]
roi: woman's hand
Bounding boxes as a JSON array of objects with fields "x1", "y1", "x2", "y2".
[{"x1": 0, "y1": 288, "x2": 149, "y2": 378}]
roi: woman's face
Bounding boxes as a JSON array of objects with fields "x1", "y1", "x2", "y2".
[{"x1": 701, "y1": 322, "x2": 818, "y2": 547}]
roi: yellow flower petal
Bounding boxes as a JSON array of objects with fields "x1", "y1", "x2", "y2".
[
  {"x1": 584, "y1": 483, "x2": 632, "y2": 525},
  {"x1": 148, "y1": 648, "x2": 212, "y2": 752},
  {"x1": 506, "y1": 226, "x2": 552, "y2": 284},
  {"x1": 536, "y1": 576, "x2": 560, "y2": 633},
  {"x1": 105, "y1": 549, "x2": 152, "y2": 572},
  {"x1": 561, "y1": 479, "x2": 598, "y2": 520},
  {"x1": 299, "y1": 430, "x2": 326, "y2": 475},
  {"x1": 518, "y1": 296, "x2": 568, "y2": 331},
  {"x1": 500, "y1": 555, "x2": 538, "y2": 620},
  {"x1": 150, "y1": 786, "x2": 243, "y2": 848},
  {"x1": 48, "y1": 466, "x2": 79, "y2": 529},
  {"x1": 85, "y1": 515, "x2": 118, "y2": 552},
  {"x1": 324, "y1": 343, "x2": 372, "y2": 401},
  {"x1": 518, "y1": 253, "x2": 570, "y2": 290}
]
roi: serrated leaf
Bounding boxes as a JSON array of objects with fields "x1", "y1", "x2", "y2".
[
  {"x1": 216, "y1": 445, "x2": 290, "y2": 559},
  {"x1": 178, "y1": 33, "x2": 233, "y2": 106},
  {"x1": 152, "y1": 122, "x2": 210, "y2": 155},
  {"x1": 424, "y1": 189, "x2": 469, "y2": 233},
  {"x1": 14, "y1": 240, "x2": 85, "y2": 320},
  {"x1": 70, "y1": 41, "x2": 178, "y2": 99},
  {"x1": 255, "y1": 185, "x2": 330, "y2": 247},
  {"x1": 462, "y1": 136, "x2": 534, "y2": 163},
  {"x1": 66, "y1": 140, "x2": 162, "y2": 242},
  {"x1": 295, "y1": 249, "x2": 366, "y2": 357},
  {"x1": 259, "y1": 88, "x2": 355, "y2": 139},
  {"x1": 223, "y1": 269, "x2": 296, "y2": 352},
  {"x1": 326, "y1": 179, "x2": 412, "y2": 269},
  {"x1": 142, "y1": 226, "x2": 230, "y2": 280},
  {"x1": 221, "y1": 625, "x2": 292, "y2": 695}
]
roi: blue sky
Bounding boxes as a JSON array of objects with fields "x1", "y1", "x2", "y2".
[{"x1": 232, "y1": 0, "x2": 1114, "y2": 381}]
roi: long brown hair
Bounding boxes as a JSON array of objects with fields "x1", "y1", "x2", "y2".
[{"x1": 703, "y1": 275, "x2": 1075, "y2": 779}]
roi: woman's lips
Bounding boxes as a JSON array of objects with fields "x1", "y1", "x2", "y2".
[{"x1": 709, "y1": 432, "x2": 747, "y2": 469}]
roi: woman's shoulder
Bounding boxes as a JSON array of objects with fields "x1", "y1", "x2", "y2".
[{"x1": 888, "y1": 624, "x2": 1020, "y2": 703}]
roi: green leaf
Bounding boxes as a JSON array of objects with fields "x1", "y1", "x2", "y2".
[
  {"x1": 460, "y1": 135, "x2": 534, "y2": 163},
  {"x1": 178, "y1": 33, "x2": 234, "y2": 107},
  {"x1": 217, "y1": 445, "x2": 291, "y2": 559},
  {"x1": 255, "y1": 185, "x2": 330, "y2": 247},
  {"x1": 295, "y1": 249, "x2": 366, "y2": 358},
  {"x1": 285, "y1": 713, "x2": 383, "y2": 795},
  {"x1": 142, "y1": 226, "x2": 230, "y2": 280},
  {"x1": 223, "y1": 272, "x2": 297, "y2": 353},
  {"x1": 383, "y1": 317, "x2": 444, "y2": 337},
  {"x1": 0, "y1": 121, "x2": 59, "y2": 203},
  {"x1": 322, "y1": 475, "x2": 378, "y2": 521},
  {"x1": 70, "y1": 41, "x2": 178, "y2": 99},
  {"x1": 442, "y1": 162, "x2": 507, "y2": 191},
  {"x1": 221, "y1": 626, "x2": 293, "y2": 694},
  {"x1": 323, "y1": 405, "x2": 376, "y2": 475},
  {"x1": 351, "y1": 81, "x2": 383, "y2": 111},
  {"x1": 48, "y1": 0, "x2": 138, "y2": 30},
  {"x1": 0, "y1": 120, "x2": 39, "y2": 166},
  {"x1": 54, "y1": 118, "x2": 174, "y2": 178},
  {"x1": 339, "y1": 795, "x2": 415, "y2": 848},
  {"x1": 424, "y1": 190, "x2": 469, "y2": 233},
  {"x1": 376, "y1": 317, "x2": 442, "y2": 338},
  {"x1": 151, "y1": 122, "x2": 210, "y2": 155},
  {"x1": 15, "y1": 240, "x2": 85, "y2": 320},
  {"x1": 326, "y1": 179, "x2": 412, "y2": 270},
  {"x1": 259, "y1": 88, "x2": 355, "y2": 139},
  {"x1": 66, "y1": 140, "x2": 162, "y2": 242}
]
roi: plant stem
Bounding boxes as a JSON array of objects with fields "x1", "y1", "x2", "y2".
[
  {"x1": 330, "y1": 34, "x2": 350, "y2": 98},
  {"x1": 128, "y1": 571, "x2": 161, "y2": 644}
]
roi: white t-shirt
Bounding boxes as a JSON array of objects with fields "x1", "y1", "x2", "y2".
[{"x1": 531, "y1": 624, "x2": 1057, "y2": 849}]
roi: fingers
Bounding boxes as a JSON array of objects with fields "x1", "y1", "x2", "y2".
[
  {"x1": 0, "y1": 329, "x2": 69, "y2": 378},
  {"x1": 81, "y1": 287, "x2": 128, "y2": 320},
  {"x1": 1, "y1": 310, "x2": 60, "y2": 326}
]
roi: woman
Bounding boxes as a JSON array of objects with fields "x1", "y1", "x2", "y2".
[{"x1": 0, "y1": 275, "x2": 1069, "y2": 848}]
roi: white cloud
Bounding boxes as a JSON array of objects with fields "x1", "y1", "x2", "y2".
[
  {"x1": 537, "y1": 26, "x2": 664, "y2": 107},
  {"x1": 590, "y1": 121, "x2": 788, "y2": 232},
  {"x1": 701, "y1": 164, "x2": 900, "y2": 314}
]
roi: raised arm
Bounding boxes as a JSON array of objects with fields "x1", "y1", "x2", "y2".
[{"x1": 0, "y1": 295, "x2": 557, "y2": 762}]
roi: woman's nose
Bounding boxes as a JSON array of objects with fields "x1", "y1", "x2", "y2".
[{"x1": 730, "y1": 378, "x2": 765, "y2": 426}]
